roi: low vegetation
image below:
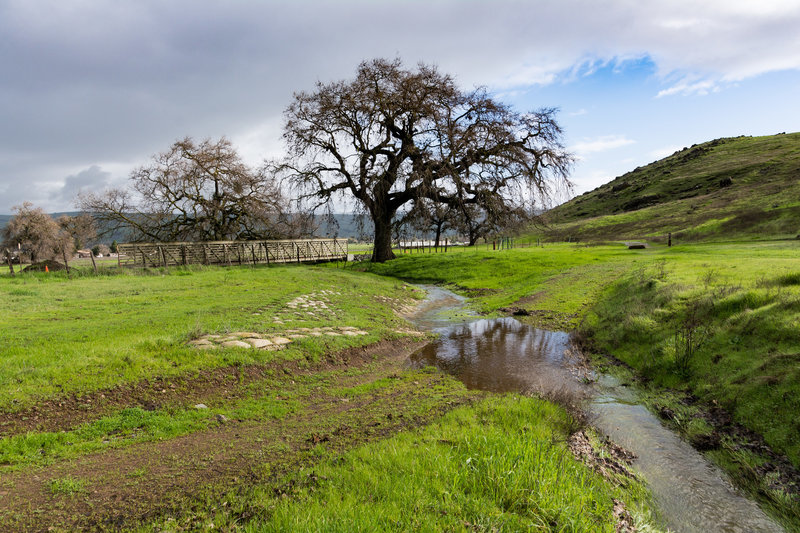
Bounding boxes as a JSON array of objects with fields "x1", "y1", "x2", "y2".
[{"x1": 543, "y1": 132, "x2": 800, "y2": 242}]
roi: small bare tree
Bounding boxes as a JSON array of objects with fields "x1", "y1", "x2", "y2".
[
  {"x1": 79, "y1": 137, "x2": 294, "y2": 242},
  {"x1": 1, "y1": 203, "x2": 71, "y2": 263}
]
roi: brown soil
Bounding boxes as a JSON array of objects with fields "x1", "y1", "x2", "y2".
[
  {"x1": 22, "y1": 260, "x2": 68, "y2": 272},
  {"x1": 0, "y1": 339, "x2": 417, "y2": 438},
  {"x1": 511, "y1": 290, "x2": 546, "y2": 308},
  {"x1": 0, "y1": 339, "x2": 479, "y2": 531},
  {"x1": 568, "y1": 429, "x2": 637, "y2": 483}
]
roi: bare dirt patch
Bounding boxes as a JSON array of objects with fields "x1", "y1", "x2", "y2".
[
  {"x1": 0, "y1": 338, "x2": 420, "y2": 438},
  {"x1": 0, "y1": 339, "x2": 478, "y2": 531},
  {"x1": 568, "y1": 429, "x2": 637, "y2": 482}
]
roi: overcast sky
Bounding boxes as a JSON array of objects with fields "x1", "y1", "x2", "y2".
[{"x1": 2, "y1": 0, "x2": 799, "y2": 213}]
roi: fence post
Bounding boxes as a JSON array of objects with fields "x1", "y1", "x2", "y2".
[
  {"x1": 62, "y1": 249, "x2": 71, "y2": 278},
  {"x1": 5, "y1": 248, "x2": 14, "y2": 276},
  {"x1": 89, "y1": 250, "x2": 98, "y2": 274}
]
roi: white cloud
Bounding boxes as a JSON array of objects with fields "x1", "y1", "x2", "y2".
[
  {"x1": 657, "y1": 79, "x2": 722, "y2": 98},
  {"x1": 571, "y1": 135, "x2": 636, "y2": 155}
]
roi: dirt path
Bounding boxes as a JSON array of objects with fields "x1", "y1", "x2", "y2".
[
  {"x1": 0, "y1": 339, "x2": 416, "y2": 438},
  {"x1": 0, "y1": 339, "x2": 479, "y2": 531}
]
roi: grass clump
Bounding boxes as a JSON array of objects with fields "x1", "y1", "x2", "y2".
[{"x1": 48, "y1": 476, "x2": 86, "y2": 496}]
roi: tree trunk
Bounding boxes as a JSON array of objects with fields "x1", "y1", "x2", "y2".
[
  {"x1": 371, "y1": 213, "x2": 396, "y2": 263},
  {"x1": 434, "y1": 222, "x2": 443, "y2": 249}
]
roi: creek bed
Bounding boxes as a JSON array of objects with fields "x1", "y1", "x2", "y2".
[{"x1": 407, "y1": 286, "x2": 785, "y2": 533}]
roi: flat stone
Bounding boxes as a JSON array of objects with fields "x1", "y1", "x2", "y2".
[
  {"x1": 233, "y1": 331, "x2": 261, "y2": 338},
  {"x1": 264, "y1": 345, "x2": 286, "y2": 351},
  {"x1": 196, "y1": 344, "x2": 217, "y2": 350},
  {"x1": 194, "y1": 404, "x2": 208, "y2": 409},
  {"x1": 324, "y1": 331, "x2": 342, "y2": 336},
  {"x1": 339, "y1": 326, "x2": 357, "y2": 331},
  {"x1": 245, "y1": 338, "x2": 273, "y2": 348},
  {"x1": 205, "y1": 334, "x2": 222, "y2": 340},
  {"x1": 270, "y1": 337, "x2": 292, "y2": 345},
  {"x1": 288, "y1": 334, "x2": 308, "y2": 339},
  {"x1": 341, "y1": 331, "x2": 361, "y2": 336},
  {"x1": 221, "y1": 340, "x2": 252, "y2": 349},
  {"x1": 188, "y1": 339, "x2": 213, "y2": 346},
  {"x1": 308, "y1": 331, "x2": 323, "y2": 336},
  {"x1": 353, "y1": 330, "x2": 369, "y2": 335}
]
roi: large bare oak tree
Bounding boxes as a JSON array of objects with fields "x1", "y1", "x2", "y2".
[{"x1": 279, "y1": 58, "x2": 573, "y2": 262}]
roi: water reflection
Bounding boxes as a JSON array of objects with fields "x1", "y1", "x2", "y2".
[{"x1": 411, "y1": 318, "x2": 582, "y2": 397}]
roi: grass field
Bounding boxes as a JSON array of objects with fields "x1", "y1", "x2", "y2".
[{"x1": 0, "y1": 262, "x2": 659, "y2": 531}]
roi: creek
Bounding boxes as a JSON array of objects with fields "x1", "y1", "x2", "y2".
[{"x1": 407, "y1": 286, "x2": 785, "y2": 533}]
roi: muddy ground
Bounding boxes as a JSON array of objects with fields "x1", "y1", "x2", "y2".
[{"x1": 0, "y1": 338, "x2": 481, "y2": 531}]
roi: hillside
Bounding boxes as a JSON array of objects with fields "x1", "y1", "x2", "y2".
[{"x1": 545, "y1": 132, "x2": 800, "y2": 242}]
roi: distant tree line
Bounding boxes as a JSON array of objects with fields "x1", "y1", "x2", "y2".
[{"x1": 5, "y1": 58, "x2": 573, "y2": 264}]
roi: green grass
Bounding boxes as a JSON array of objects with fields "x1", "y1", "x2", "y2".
[
  {"x1": 582, "y1": 241, "x2": 800, "y2": 466},
  {"x1": 544, "y1": 132, "x2": 800, "y2": 242},
  {"x1": 365, "y1": 244, "x2": 633, "y2": 327},
  {"x1": 0, "y1": 264, "x2": 416, "y2": 408},
  {"x1": 145, "y1": 395, "x2": 661, "y2": 532}
]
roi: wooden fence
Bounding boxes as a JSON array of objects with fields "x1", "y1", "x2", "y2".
[{"x1": 117, "y1": 239, "x2": 348, "y2": 268}]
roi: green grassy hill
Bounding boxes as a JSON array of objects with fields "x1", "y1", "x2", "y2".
[{"x1": 544, "y1": 132, "x2": 800, "y2": 242}]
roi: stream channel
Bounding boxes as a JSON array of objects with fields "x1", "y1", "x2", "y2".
[{"x1": 406, "y1": 286, "x2": 785, "y2": 533}]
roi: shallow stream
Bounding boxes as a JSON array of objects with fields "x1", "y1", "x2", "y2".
[{"x1": 407, "y1": 286, "x2": 785, "y2": 533}]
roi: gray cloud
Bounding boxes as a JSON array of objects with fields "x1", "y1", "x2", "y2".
[
  {"x1": 1, "y1": 0, "x2": 799, "y2": 211},
  {"x1": 50, "y1": 165, "x2": 113, "y2": 206}
]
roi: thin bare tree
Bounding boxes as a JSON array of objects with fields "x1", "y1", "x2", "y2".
[{"x1": 79, "y1": 137, "x2": 297, "y2": 242}]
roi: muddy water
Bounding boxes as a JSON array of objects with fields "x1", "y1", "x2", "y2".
[{"x1": 408, "y1": 287, "x2": 785, "y2": 533}]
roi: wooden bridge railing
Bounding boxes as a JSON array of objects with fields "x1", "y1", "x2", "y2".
[{"x1": 117, "y1": 239, "x2": 348, "y2": 268}]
